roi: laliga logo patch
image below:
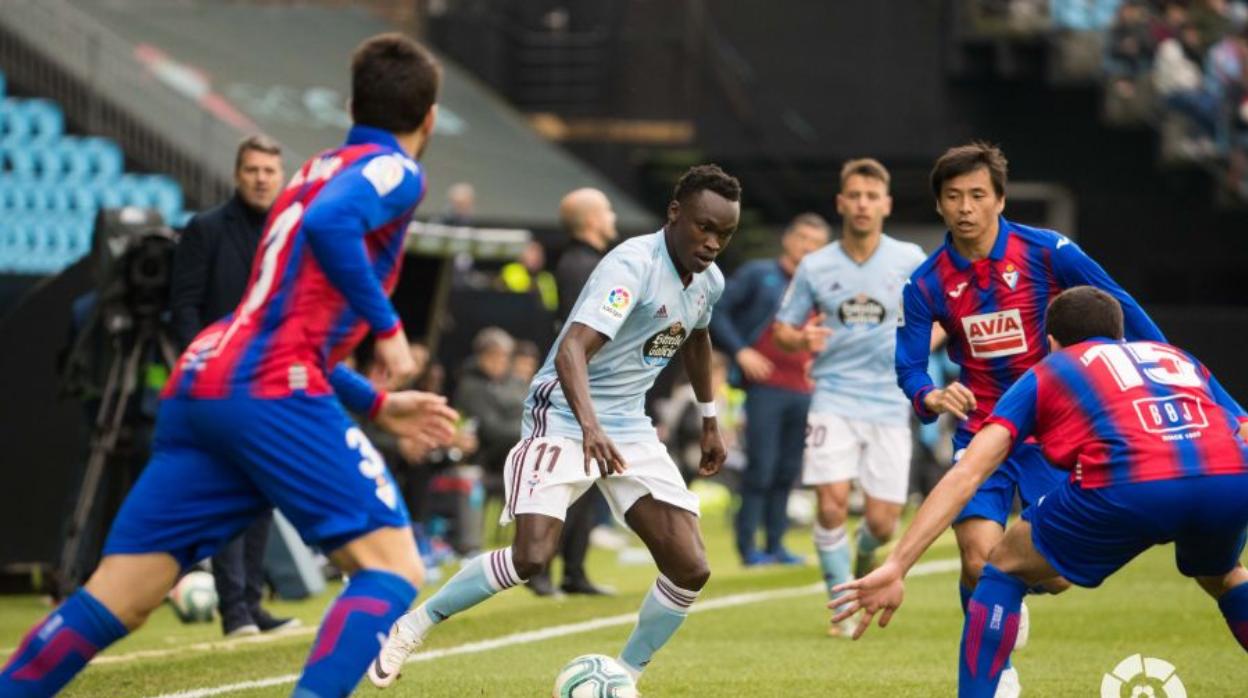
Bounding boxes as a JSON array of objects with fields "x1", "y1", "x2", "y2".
[
  {"x1": 1001, "y1": 263, "x2": 1019, "y2": 291},
  {"x1": 599, "y1": 286, "x2": 632, "y2": 320},
  {"x1": 1101, "y1": 654, "x2": 1186, "y2": 698},
  {"x1": 642, "y1": 322, "x2": 687, "y2": 367}
]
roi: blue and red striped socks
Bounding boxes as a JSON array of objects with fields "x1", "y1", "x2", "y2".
[
  {"x1": 958, "y1": 564, "x2": 1026, "y2": 698},
  {"x1": 1218, "y1": 581, "x2": 1248, "y2": 652},
  {"x1": 293, "y1": 569, "x2": 416, "y2": 698},
  {"x1": 0, "y1": 589, "x2": 127, "y2": 697}
]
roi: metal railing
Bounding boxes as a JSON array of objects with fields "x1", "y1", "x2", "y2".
[{"x1": 0, "y1": 0, "x2": 242, "y2": 209}]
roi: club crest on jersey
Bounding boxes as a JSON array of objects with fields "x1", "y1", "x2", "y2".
[
  {"x1": 1001, "y1": 263, "x2": 1019, "y2": 291},
  {"x1": 961, "y1": 309, "x2": 1028, "y2": 358},
  {"x1": 642, "y1": 322, "x2": 687, "y2": 367},
  {"x1": 599, "y1": 286, "x2": 633, "y2": 320},
  {"x1": 837, "y1": 294, "x2": 886, "y2": 328}
]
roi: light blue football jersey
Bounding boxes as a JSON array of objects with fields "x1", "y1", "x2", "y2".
[
  {"x1": 523, "y1": 230, "x2": 725, "y2": 443},
  {"x1": 775, "y1": 234, "x2": 926, "y2": 425}
]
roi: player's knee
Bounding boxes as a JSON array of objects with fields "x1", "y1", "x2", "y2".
[
  {"x1": 511, "y1": 544, "x2": 555, "y2": 581},
  {"x1": 816, "y1": 501, "x2": 847, "y2": 528},
  {"x1": 669, "y1": 557, "x2": 710, "y2": 592},
  {"x1": 960, "y1": 546, "x2": 989, "y2": 584},
  {"x1": 865, "y1": 514, "x2": 897, "y2": 542}
]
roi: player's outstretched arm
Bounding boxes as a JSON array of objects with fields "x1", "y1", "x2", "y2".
[
  {"x1": 1052, "y1": 240, "x2": 1165, "y2": 343},
  {"x1": 374, "y1": 390, "x2": 459, "y2": 454},
  {"x1": 682, "y1": 328, "x2": 727, "y2": 476},
  {"x1": 555, "y1": 322, "x2": 626, "y2": 477},
  {"x1": 829, "y1": 424, "x2": 1013, "y2": 639}
]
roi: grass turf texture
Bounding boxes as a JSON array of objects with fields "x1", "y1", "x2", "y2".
[{"x1": 1, "y1": 509, "x2": 1243, "y2": 697}]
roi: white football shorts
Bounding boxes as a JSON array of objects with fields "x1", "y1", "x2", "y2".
[
  {"x1": 801, "y1": 412, "x2": 912, "y2": 504},
  {"x1": 499, "y1": 436, "x2": 699, "y2": 526}
]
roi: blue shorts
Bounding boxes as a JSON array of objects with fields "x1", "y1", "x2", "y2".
[
  {"x1": 104, "y1": 396, "x2": 409, "y2": 568},
  {"x1": 1023, "y1": 474, "x2": 1248, "y2": 588},
  {"x1": 952, "y1": 433, "x2": 1066, "y2": 526}
]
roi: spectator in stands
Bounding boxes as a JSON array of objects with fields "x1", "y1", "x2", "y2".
[
  {"x1": 553, "y1": 188, "x2": 618, "y2": 326},
  {"x1": 499, "y1": 240, "x2": 558, "y2": 312},
  {"x1": 438, "y1": 181, "x2": 476, "y2": 226},
  {"x1": 709, "y1": 213, "x2": 830, "y2": 566},
  {"x1": 1152, "y1": 0, "x2": 1190, "y2": 45},
  {"x1": 512, "y1": 339, "x2": 542, "y2": 385},
  {"x1": 168, "y1": 134, "x2": 296, "y2": 637},
  {"x1": 1192, "y1": 0, "x2": 1234, "y2": 49},
  {"x1": 1155, "y1": 23, "x2": 1220, "y2": 139},
  {"x1": 1106, "y1": 0, "x2": 1155, "y2": 94},
  {"x1": 522, "y1": 187, "x2": 621, "y2": 598},
  {"x1": 452, "y1": 327, "x2": 526, "y2": 478}
]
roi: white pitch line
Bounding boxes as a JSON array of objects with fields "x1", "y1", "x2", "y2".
[{"x1": 144, "y1": 558, "x2": 960, "y2": 698}]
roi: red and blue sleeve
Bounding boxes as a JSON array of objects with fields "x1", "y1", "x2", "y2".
[
  {"x1": 301, "y1": 155, "x2": 424, "y2": 338},
  {"x1": 329, "y1": 363, "x2": 386, "y2": 418},
  {"x1": 986, "y1": 369, "x2": 1039, "y2": 444},
  {"x1": 1052, "y1": 239, "x2": 1166, "y2": 343},
  {"x1": 896, "y1": 278, "x2": 939, "y2": 423}
]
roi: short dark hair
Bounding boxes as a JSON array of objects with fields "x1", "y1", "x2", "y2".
[
  {"x1": 1045, "y1": 286, "x2": 1124, "y2": 346},
  {"x1": 930, "y1": 141, "x2": 1008, "y2": 199},
  {"x1": 840, "y1": 158, "x2": 891, "y2": 190},
  {"x1": 672, "y1": 164, "x2": 742, "y2": 205},
  {"x1": 234, "y1": 134, "x2": 281, "y2": 171},
  {"x1": 350, "y1": 33, "x2": 441, "y2": 133},
  {"x1": 785, "y1": 212, "x2": 831, "y2": 236}
]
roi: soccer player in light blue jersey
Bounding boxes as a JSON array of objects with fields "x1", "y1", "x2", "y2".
[
  {"x1": 371, "y1": 165, "x2": 742, "y2": 690},
  {"x1": 773, "y1": 159, "x2": 928, "y2": 636}
]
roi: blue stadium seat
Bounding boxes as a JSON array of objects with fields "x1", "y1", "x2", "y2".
[{"x1": 21, "y1": 99, "x2": 64, "y2": 145}]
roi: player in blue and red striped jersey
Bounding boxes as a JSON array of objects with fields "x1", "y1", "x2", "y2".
[
  {"x1": 837, "y1": 286, "x2": 1248, "y2": 697},
  {"x1": 0, "y1": 34, "x2": 458, "y2": 698},
  {"x1": 893, "y1": 142, "x2": 1166, "y2": 691}
]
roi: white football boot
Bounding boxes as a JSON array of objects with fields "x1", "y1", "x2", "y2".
[
  {"x1": 1013, "y1": 601, "x2": 1030, "y2": 650},
  {"x1": 368, "y1": 611, "x2": 428, "y2": 688},
  {"x1": 995, "y1": 666, "x2": 1022, "y2": 697}
]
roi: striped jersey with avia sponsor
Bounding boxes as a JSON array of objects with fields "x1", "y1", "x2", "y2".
[
  {"x1": 775, "y1": 234, "x2": 926, "y2": 426},
  {"x1": 523, "y1": 230, "x2": 725, "y2": 443},
  {"x1": 164, "y1": 125, "x2": 426, "y2": 414},
  {"x1": 895, "y1": 216, "x2": 1166, "y2": 436},
  {"x1": 988, "y1": 338, "x2": 1248, "y2": 488}
]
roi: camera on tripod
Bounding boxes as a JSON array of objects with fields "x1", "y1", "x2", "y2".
[
  {"x1": 91, "y1": 207, "x2": 177, "y2": 333},
  {"x1": 54, "y1": 207, "x2": 181, "y2": 595}
]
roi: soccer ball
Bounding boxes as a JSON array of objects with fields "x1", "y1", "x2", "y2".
[
  {"x1": 552, "y1": 654, "x2": 637, "y2": 698},
  {"x1": 168, "y1": 571, "x2": 218, "y2": 623}
]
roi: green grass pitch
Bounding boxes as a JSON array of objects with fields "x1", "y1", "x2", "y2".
[{"x1": 1, "y1": 510, "x2": 1243, "y2": 696}]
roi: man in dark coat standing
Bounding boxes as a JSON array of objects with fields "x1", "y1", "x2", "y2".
[
  {"x1": 169, "y1": 135, "x2": 297, "y2": 636},
  {"x1": 525, "y1": 187, "x2": 619, "y2": 597}
]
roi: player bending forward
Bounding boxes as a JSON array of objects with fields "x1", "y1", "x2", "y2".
[
  {"x1": 370, "y1": 165, "x2": 742, "y2": 689},
  {"x1": 836, "y1": 286, "x2": 1248, "y2": 697},
  {"x1": 0, "y1": 35, "x2": 458, "y2": 698}
]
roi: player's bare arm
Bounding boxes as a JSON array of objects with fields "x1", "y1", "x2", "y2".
[
  {"x1": 922, "y1": 381, "x2": 977, "y2": 421},
  {"x1": 772, "y1": 312, "x2": 832, "y2": 353},
  {"x1": 829, "y1": 423, "x2": 1013, "y2": 638},
  {"x1": 373, "y1": 328, "x2": 418, "y2": 390},
  {"x1": 374, "y1": 390, "x2": 458, "y2": 453},
  {"x1": 682, "y1": 328, "x2": 727, "y2": 476},
  {"x1": 555, "y1": 321, "x2": 627, "y2": 477}
]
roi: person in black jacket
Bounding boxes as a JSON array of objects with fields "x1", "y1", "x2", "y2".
[
  {"x1": 526, "y1": 188, "x2": 619, "y2": 597},
  {"x1": 169, "y1": 135, "x2": 298, "y2": 636}
]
